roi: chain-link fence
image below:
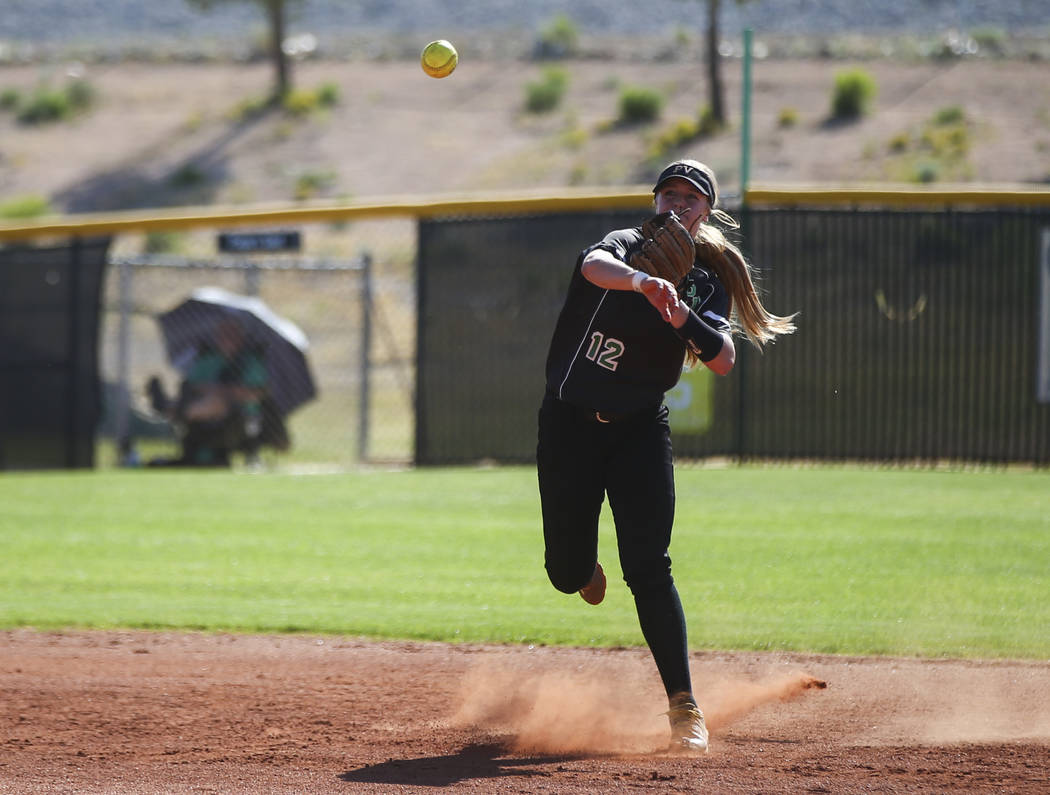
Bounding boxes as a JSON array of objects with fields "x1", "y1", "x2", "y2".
[
  {"x1": 8, "y1": 189, "x2": 1050, "y2": 471},
  {"x1": 96, "y1": 220, "x2": 416, "y2": 469},
  {"x1": 416, "y1": 206, "x2": 1050, "y2": 466}
]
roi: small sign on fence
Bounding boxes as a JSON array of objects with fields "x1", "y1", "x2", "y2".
[{"x1": 217, "y1": 231, "x2": 301, "y2": 253}]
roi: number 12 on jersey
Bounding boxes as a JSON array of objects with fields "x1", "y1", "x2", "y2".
[{"x1": 585, "y1": 332, "x2": 625, "y2": 371}]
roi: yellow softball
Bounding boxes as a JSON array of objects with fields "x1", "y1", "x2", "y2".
[{"x1": 421, "y1": 40, "x2": 458, "y2": 79}]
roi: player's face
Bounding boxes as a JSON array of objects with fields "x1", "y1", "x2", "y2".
[{"x1": 654, "y1": 178, "x2": 711, "y2": 235}]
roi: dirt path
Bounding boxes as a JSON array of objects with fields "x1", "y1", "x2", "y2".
[{"x1": 2, "y1": 630, "x2": 1048, "y2": 793}]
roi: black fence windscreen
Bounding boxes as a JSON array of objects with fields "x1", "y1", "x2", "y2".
[
  {"x1": 416, "y1": 208, "x2": 1050, "y2": 466},
  {"x1": 0, "y1": 237, "x2": 110, "y2": 470}
]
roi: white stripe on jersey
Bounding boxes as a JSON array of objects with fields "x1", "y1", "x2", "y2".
[{"x1": 557, "y1": 290, "x2": 610, "y2": 400}]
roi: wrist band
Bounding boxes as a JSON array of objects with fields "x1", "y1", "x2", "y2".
[
  {"x1": 631, "y1": 271, "x2": 645, "y2": 292},
  {"x1": 680, "y1": 311, "x2": 725, "y2": 362}
]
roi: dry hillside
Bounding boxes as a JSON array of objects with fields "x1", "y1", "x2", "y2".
[{"x1": 0, "y1": 51, "x2": 1048, "y2": 219}]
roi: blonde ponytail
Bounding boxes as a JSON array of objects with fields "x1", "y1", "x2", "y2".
[{"x1": 693, "y1": 215, "x2": 797, "y2": 351}]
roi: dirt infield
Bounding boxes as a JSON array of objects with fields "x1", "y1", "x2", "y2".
[{"x1": 3, "y1": 630, "x2": 1049, "y2": 793}]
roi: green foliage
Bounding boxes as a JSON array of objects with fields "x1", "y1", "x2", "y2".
[
  {"x1": 0, "y1": 87, "x2": 21, "y2": 110},
  {"x1": 13, "y1": 79, "x2": 96, "y2": 124},
  {"x1": 931, "y1": 104, "x2": 966, "y2": 125},
  {"x1": 294, "y1": 169, "x2": 336, "y2": 200},
  {"x1": 970, "y1": 26, "x2": 1007, "y2": 56},
  {"x1": 316, "y1": 81, "x2": 340, "y2": 108},
  {"x1": 534, "y1": 13, "x2": 580, "y2": 59},
  {"x1": 830, "y1": 68, "x2": 877, "y2": 121},
  {"x1": 229, "y1": 95, "x2": 269, "y2": 122},
  {"x1": 17, "y1": 87, "x2": 71, "y2": 124},
  {"x1": 647, "y1": 117, "x2": 697, "y2": 161},
  {"x1": 524, "y1": 66, "x2": 569, "y2": 113},
  {"x1": 696, "y1": 104, "x2": 721, "y2": 136},
  {"x1": 144, "y1": 231, "x2": 184, "y2": 254},
  {"x1": 560, "y1": 127, "x2": 588, "y2": 149},
  {"x1": 65, "y1": 79, "x2": 95, "y2": 111},
  {"x1": 0, "y1": 194, "x2": 52, "y2": 219},
  {"x1": 911, "y1": 160, "x2": 941, "y2": 183},
  {"x1": 617, "y1": 85, "x2": 664, "y2": 125},
  {"x1": 645, "y1": 104, "x2": 719, "y2": 161},
  {"x1": 567, "y1": 162, "x2": 588, "y2": 185},
  {"x1": 283, "y1": 83, "x2": 340, "y2": 116},
  {"x1": 887, "y1": 131, "x2": 910, "y2": 153},
  {"x1": 169, "y1": 163, "x2": 206, "y2": 188},
  {"x1": 777, "y1": 106, "x2": 799, "y2": 128},
  {"x1": 282, "y1": 87, "x2": 318, "y2": 116},
  {"x1": 885, "y1": 105, "x2": 973, "y2": 183}
]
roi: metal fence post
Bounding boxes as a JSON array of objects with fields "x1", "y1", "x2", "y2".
[
  {"x1": 115, "y1": 257, "x2": 134, "y2": 464},
  {"x1": 244, "y1": 262, "x2": 261, "y2": 295},
  {"x1": 358, "y1": 251, "x2": 373, "y2": 462}
]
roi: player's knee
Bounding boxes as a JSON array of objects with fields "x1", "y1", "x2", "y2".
[
  {"x1": 623, "y1": 559, "x2": 673, "y2": 597},
  {"x1": 545, "y1": 559, "x2": 593, "y2": 594}
]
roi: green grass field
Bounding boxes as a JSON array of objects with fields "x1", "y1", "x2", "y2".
[{"x1": 2, "y1": 464, "x2": 1047, "y2": 659}]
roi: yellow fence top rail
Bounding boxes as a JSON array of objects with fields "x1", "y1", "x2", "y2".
[
  {"x1": 0, "y1": 189, "x2": 656, "y2": 242},
  {"x1": 745, "y1": 184, "x2": 1050, "y2": 208},
  {"x1": 2, "y1": 185, "x2": 1049, "y2": 242}
]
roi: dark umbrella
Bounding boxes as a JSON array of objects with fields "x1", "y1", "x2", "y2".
[{"x1": 157, "y1": 286, "x2": 317, "y2": 415}]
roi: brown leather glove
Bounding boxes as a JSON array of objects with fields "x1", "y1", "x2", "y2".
[{"x1": 629, "y1": 211, "x2": 696, "y2": 286}]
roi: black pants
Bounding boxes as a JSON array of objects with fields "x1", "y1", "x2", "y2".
[{"x1": 536, "y1": 394, "x2": 693, "y2": 700}]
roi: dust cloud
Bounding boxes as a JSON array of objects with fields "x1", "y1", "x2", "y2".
[
  {"x1": 705, "y1": 672, "x2": 827, "y2": 731},
  {"x1": 449, "y1": 660, "x2": 826, "y2": 755}
]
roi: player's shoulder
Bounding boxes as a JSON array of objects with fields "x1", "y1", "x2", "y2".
[
  {"x1": 602, "y1": 226, "x2": 645, "y2": 246},
  {"x1": 581, "y1": 226, "x2": 644, "y2": 263}
]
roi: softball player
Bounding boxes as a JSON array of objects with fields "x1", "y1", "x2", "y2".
[{"x1": 537, "y1": 160, "x2": 796, "y2": 753}]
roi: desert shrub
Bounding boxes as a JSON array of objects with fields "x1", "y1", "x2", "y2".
[
  {"x1": 647, "y1": 117, "x2": 698, "y2": 160},
  {"x1": 643, "y1": 103, "x2": 722, "y2": 161},
  {"x1": 559, "y1": 119, "x2": 588, "y2": 150},
  {"x1": 911, "y1": 160, "x2": 941, "y2": 183},
  {"x1": 169, "y1": 164, "x2": 206, "y2": 188},
  {"x1": 0, "y1": 195, "x2": 52, "y2": 219},
  {"x1": 920, "y1": 124, "x2": 970, "y2": 158},
  {"x1": 294, "y1": 170, "x2": 336, "y2": 200},
  {"x1": 282, "y1": 88, "x2": 317, "y2": 116},
  {"x1": 0, "y1": 87, "x2": 21, "y2": 110},
  {"x1": 618, "y1": 86, "x2": 663, "y2": 125},
  {"x1": 524, "y1": 67, "x2": 569, "y2": 113},
  {"x1": 65, "y1": 79, "x2": 95, "y2": 111},
  {"x1": 887, "y1": 131, "x2": 910, "y2": 152},
  {"x1": 144, "y1": 231, "x2": 183, "y2": 254},
  {"x1": 932, "y1": 105, "x2": 966, "y2": 125},
  {"x1": 534, "y1": 13, "x2": 579, "y2": 59},
  {"x1": 696, "y1": 104, "x2": 721, "y2": 135},
  {"x1": 281, "y1": 84, "x2": 340, "y2": 117},
  {"x1": 230, "y1": 96, "x2": 268, "y2": 121},
  {"x1": 316, "y1": 82, "x2": 340, "y2": 108},
  {"x1": 14, "y1": 80, "x2": 96, "y2": 124},
  {"x1": 17, "y1": 87, "x2": 71, "y2": 124},
  {"x1": 830, "y1": 68, "x2": 876, "y2": 120},
  {"x1": 971, "y1": 27, "x2": 1007, "y2": 56},
  {"x1": 777, "y1": 107, "x2": 799, "y2": 128}
]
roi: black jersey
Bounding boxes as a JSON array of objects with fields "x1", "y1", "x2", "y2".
[{"x1": 544, "y1": 226, "x2": 731, "y2": 415}]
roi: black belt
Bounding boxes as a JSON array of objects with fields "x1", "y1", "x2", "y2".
[
  {"x1": 547, "y1": 394, "x2": 653, "y2": 424},
  {"x1": 570, "y1": 402, "x2": 645, "y2": 424},
  {"x1": 592, "y1": 409, "x2": 634, "y2": 423}
]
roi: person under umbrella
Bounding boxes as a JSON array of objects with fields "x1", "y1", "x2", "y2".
[{"x1": 147, "y1": 316, "x2": 285, "y2": 466}]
